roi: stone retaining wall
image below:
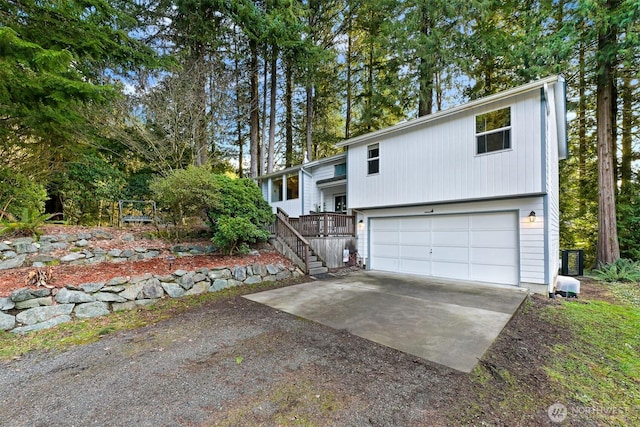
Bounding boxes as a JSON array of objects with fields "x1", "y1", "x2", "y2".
[
  {"x1": 0, "y1": 232, "x2": 214, "y2": 270},
  {"x1": 0, "y1": 262, "x2": 301, "y2": 334}
]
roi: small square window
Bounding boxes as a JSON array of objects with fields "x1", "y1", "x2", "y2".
[
  {"x1": 367, "y1": 143, "x2": 379, "y2": 175},
  {"x1": 475, "y1": 107, "x2": 511, "y2": 154},
  {"x1": 334, "y1": 163, "x2": 347, "y2": 177}
]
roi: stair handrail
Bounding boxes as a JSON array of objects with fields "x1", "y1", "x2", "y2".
[{"x1": 274, "y1": 208, "x2": 310, "y2": 273}]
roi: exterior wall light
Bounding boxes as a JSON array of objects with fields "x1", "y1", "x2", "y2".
[
  {"x1": 357, "y1": 219, "x2": 365, "y2": 231},
  {"x1": 528, "y1": 211, "x2": 536, "y2": 222}
]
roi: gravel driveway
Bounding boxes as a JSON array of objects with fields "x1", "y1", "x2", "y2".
[{"x1": 0, "y1": 293, "x2": 470, "y2": 426}]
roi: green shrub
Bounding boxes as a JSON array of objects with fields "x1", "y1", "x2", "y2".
[
  {"x1": 150, "y1": 166, "x2": 221, "y2": 225},
  {"x1": 0, "y1": 166, "x2": 47, "y2": 220},
  {"x1": 593, "y1": 259, "x2": 640, "y2": 283},
  {"x1": 213, "y1": 216, "x2": 269, "y2": 255},
  {"x1": 151, "y1": 167, "x2": 273, "y2": 253},
  {"x1": 0, "y1": 209, "x2": 56, "y2": 238}
]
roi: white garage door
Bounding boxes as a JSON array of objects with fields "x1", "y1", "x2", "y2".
[{"x1": 369, "y1": 212, "x2": 518, "y2": 285}]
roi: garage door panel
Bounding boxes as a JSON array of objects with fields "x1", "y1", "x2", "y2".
[
  {"x1": 372, "y1": 244, "x2": 399, "y2": 258},
  {"x1": 470, "y1": 213, "x2": 515, "y2": 228},
  {"x1": 471, "y1": 248, "x2": 516, "y2": 265},
  {"x1": 370, "y1": 213, "x2": 518, "y2": 285},
  {"x1": 373, "y1": 231, "x2": 400, "y2": 245},
  {"x1": 432, "y1": 246, "x2": 468, "y2": 262},
  {"x1": 471, "y1": 230, "x2": 516, "y2": 248},
  {"x1": 400, "y1": 217, "x2": 430, "y2": 231},
  {"x1": 432, "y1": 261, "x2": 469, "y2": 280},
  {"x1": 400, "y1": 231, "x2": 430, "y2": 245},
  {"x1": 401, "y1": 259, "x2": 431, "y2": 275},
  {"x1": 471, "y1": 265, "x2": 517, "y2": 283},
  {"x1": 432, "y1": 216, "x2": 469, "y2": 229},
  {"x1": 399, "y1": 245, "x2": 430, "y2": 259},
  {"x1": 432, "y1": 230, "x2": 469, "y2": 246}
]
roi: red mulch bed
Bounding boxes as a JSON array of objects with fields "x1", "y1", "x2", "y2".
[{"x1": 0, "y1": 226, "x2": 291, "y2": 297}]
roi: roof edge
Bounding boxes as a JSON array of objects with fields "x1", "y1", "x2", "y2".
[{"x1": 337, "y1": 75, "x2": 562, "y2": 148}]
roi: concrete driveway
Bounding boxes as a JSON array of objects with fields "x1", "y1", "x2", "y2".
[{"x1": 244, "y1": 271, "x2": 529, "y2": 372}]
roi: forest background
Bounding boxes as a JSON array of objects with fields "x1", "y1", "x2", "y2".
[{"x1": 0, "y1": 0, "x2": 638, "y2": 267}]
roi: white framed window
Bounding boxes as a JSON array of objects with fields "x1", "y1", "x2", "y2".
[
  {"x1": 271, "y1": 177, "x2": 283, "y2": 202},
  {"x1": 367, "y1": 143, "x2": 379, "y2": 174},
  {"x1": 475, "y1": 107, "x2": 511, "y2": 154}
]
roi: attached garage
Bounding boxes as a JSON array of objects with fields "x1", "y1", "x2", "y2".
[{"x1": 369, "y1": 212, "x2": 519, "y2": 285}]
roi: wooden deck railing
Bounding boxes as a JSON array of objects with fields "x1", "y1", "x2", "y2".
[
  {"x1": 274, "y1": 208, "x2": 310, "y2": 273},
  {"x1": 297, "y1": 212, "x2": 355, "y2": 237}
]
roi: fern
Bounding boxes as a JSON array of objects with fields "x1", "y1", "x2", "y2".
[
  {"x1": 0, "y1": 209, "x2": 59, "y2": 238},
  {"x1": 593, "y1": 259, "x2": 640, "y2": 283}
]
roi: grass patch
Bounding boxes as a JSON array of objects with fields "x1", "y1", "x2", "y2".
[
  {"x1": 0, "y1": 279, "x2": 305, "y2": 361},
  {"x1": 543, "y1": 299, "x2": 640, "y2": 426}
]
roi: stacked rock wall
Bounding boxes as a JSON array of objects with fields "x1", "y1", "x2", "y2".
[
  {"x1": 0, "y1": 263, "x2": 301, "y2": 334},
  {"x1": 0, "y1": 232, "x2": 214, "y2": 270}
]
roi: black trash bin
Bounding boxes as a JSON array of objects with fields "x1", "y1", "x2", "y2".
[{"x1": 561, "y1": 250, "x2": 584, "y2": 276}]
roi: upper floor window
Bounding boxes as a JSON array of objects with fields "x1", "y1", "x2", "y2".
[
  {"x1": 334, "y1": 162, "x2": 347, "y2": 177},
  {"x1": 368, "y1": 143, "x2": 379, "y2": 174},
  {"x1": 475, "y1": 107, "x2": 511, "y2": 154}
]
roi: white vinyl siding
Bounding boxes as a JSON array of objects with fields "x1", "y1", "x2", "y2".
[{"x1": 347, "y1": 92, "x2": 543, "y2": 209}]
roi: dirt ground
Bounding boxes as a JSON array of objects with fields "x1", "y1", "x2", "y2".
[{"x1": 0, "y1": 227, "x2": 608, "y2": 425}]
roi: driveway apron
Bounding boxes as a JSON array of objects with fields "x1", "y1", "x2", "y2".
[{"x1": 244, "y1": 271, "x2": 529, "y2": 372}]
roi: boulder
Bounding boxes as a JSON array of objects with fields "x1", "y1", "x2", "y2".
[
  {"x1": 60, "y1": 253, "x2": 86, "y2": 263},
  {"x1": 79, "y1": 282, "x2": 105, "y2": 293},
  {"x1": 93, "y1": 292, "x2": 127, "y2": 303},
  {"x1": 93, "y1": 230, "x2": 114, "y2": 240},
  {"x1": 0, "y1": 297, "x2": 15, "y2": 311},
  {"x1": 107, "y1": 276, "x2": 129, "y2": 286},
  {"x1": 0, "y1": 312, "x2": 15, "y2": 331},
  {"x1": 15, "y1": 297, "x2": 53, "y2": 310},
  {"x1": 55, "y1": 288, "x2": 95, "y2": 304},
  {"x1": 121, "y1": 233, "x2": 135, "y2": 242},
  {"x1": 233, "y1": 266, "x2": 247, "y2": 282},
  {"x1": 120, "y1": 283, "x2": 145, "y2": 301},
  {"x1": 10, "y1": 288, "x2": 34, "y2": 302},
  {"x1": 11, "y1": 315, "x2": 71, "y2": 334},
  {"x1": 161, "y1": 283, "x2": 185, "y2": 298},
  {"x1": 75, "y1": 239, "x2": 89, "y2": 247},
  {"x1": 209, "y1": 269, "x2": 232, "y2": 280},
  {"x1": 244, "y1": 275, "x2": 262, "y2": 285},
  {"x1": 142, "y1": 279, "x2": 164, "y2": 299},
  {"x1": 75, "y1": 302, "x2": 110, "y2": 319},
  {"x1": 0, "y1": 254, "x2": 26, "y2": 270},
  {"x1": 15, "y1": 304, "x2": 74, "y2": 325},
  {"x1": 184, "y1": 282, "x2": 209, "y2": 296}
]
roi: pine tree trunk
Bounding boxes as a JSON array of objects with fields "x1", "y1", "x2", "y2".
[
  {"x1": 285, "y1": 58, "x2": 293, "y2": 168},
  {"x1": 578, "y1": 31, "x2": 587, "y2": 216},
  {"x1": 418, "y1": 5, "x2": 433, "y2": 117},
  {"x1": 345, "y1": 28, "x2": 352, "y2": 140},
  {"x1": 261, "y1": 52, "x2": 268, "y2": 176},
  {"x1": 268, "y1": 46, "x2": 278, "y2": 173},
  {"x1": 620, "y1": 76, "x2": 633, "y2": 192},
  {"x1": 595, "y1": 4, "x2": 620, "y2": 266},
  {"x1": 249, "y1": 39, "x2": 260, "y2": 178},
  {"x1": 305, "y1": 83, "x2": 313, "y2": 162}
]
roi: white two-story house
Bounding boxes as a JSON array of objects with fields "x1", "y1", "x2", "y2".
[{"x1": 260, "y1": 75, "x2": 567, "y2": 294}]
